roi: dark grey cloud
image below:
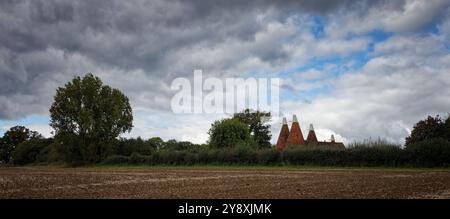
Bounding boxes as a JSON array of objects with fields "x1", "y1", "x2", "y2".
[
  {"x1": 0, "y1": 0, "x2": 449, "y2": 146},
  {"x1": 0, "y1": 0, "x2": 368, "y2": 119},
  {"x1": 0, "y1": 0, "x2": 370, "y2": 69}
]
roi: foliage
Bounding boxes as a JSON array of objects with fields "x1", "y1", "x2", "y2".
[
  {"x1": 0, "y1": 126, "x2": 42, "y2": 164},
  {"x1": 95, "y1": 138, "x2": 449, "y2": 167},
  {"x1": 208, "y1": 118, "x2": 252, "y2": 148},
  {"x1": 405, "y1": 138, "x2": 450, "y2": 167},
  {"x1": 344, "y1": 145, "x2": 406, "y2": 167},
  {"x1": 103, "y1": 155, "x2": 130, "y2": 164},
  {"x1": 12, "y1": 138, "x2": 53, "y2": 165},
  {"x1": 233, "y1": 109, "x2": 272, "y2": 148},
  {"x1": 49, "y1": 73, "x2": 133, "y2": 164},
  {"x1": 255, "y1": 148, "x2": 280, "y2": 164},
  {"x1": 163, "y1": 139, "x2": 194, "y2": 151},
  {"x1": 53, "y1": 132, "x2": 86, "y2": 166},
  {"x1": 348, "y1": 137, "x2": 395, "y2": 148},
  {"x1": 115, "y1": 137, "x2": 155, "y2": 156},
  {"x1": 405, "y1": 115, "x2": 445, "y2": 146},
  {"x1": 6, "y1": 111, "x2": 450, "y2": 168},
  {"x1": 442, "y1": 115, "x2": 450, "y2": 141},
  {"x1": 148, "y1": 137, "x2": 164, "y2": 150},
  {"x1": 6, "y1": 134, "x2": 450, "y2": 168}
]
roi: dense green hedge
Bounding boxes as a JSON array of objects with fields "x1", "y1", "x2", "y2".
[
  {"x1": 12, "y1": 139, "x2": 54, "y2": 165},
  {"x1": 5, "y1": 136, "x2": 450, "y2": 168},
  {"x1": 279, "y1": 146, "x2": 407, "y2": 167},
  {"x1": 102, "y1": 138, "x2": 450, "y2": 167},
  {"x1": 405, "y1": 138, "x2": 450, "y2": 167}
]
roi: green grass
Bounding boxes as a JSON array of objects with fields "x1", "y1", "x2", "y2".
[{"x1": 87, "y1": 163, "x2": 450, "y2": 172}]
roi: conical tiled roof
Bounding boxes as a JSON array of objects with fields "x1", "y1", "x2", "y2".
[
  {"x1": 286, "y1": 115, "x2": 305, "y2": 146},
  {"x1": 276, "y1": 117, "x2": 290, "y2": 150},
  {"x1": 306, "y1": 124, "x2": 318, "y2": 145},
  {"x1": 275, "y1": 116, "x2": 345, "y2": 150}
]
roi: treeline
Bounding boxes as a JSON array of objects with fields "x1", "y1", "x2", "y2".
[
  {"x1": 0, "y1": 130, "x2": 208, "y2": 166},
  {"x1": 1, "y1": 74, "x2": 450, "y2": 168},
  {"x1": 1, "y1": 126, "x2": 450, "y2": 167}
]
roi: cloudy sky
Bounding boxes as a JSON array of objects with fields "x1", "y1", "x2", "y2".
[{"x1": 1, "y1": 0, "x2": 450, "y2": 145}]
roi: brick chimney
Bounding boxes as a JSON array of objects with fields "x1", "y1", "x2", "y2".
[
  {"x1": 286, "y1": 115, "x2": 305, "y2": 146},
  {"x1": 331, "y1": 134, "x2": 335, "y2": 143},
  {"x1": 276, "y1": 117, "x2": 290, "y2": 150},
  {"x1": 306, "y1": 124, "x2": 318, "y2": 145}
]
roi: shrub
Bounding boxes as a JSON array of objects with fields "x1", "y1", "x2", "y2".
[
  {"x1": 129, "y1": 153, "x2": 149, "y2": 164},
  {"x1": 163, "y1": 140, "x2": 194, "y2": 151},
  {"x1": 280, "y1": 147, "x2": 308, "y2": 165},
  {"x1": 115, "y1": 137, "x2": 154, "y2": 156},
  {"x1": 345, "y1": 139, "x2": 405, "y2": 166},
  {"x1": 278, "y1": 143, "x2": 407, "y2": 167},
  {"x1": 280, "y1": 147, "x2": 331, "y2": 165},
  {"x1": 208, "y1": 118, "x2": 251, "y2": 148},
  {"x1": 35, "y1": 142, "x2": 60, "y2": 163},
  {"x1": 214, "y1": 148, "x2": 236, "y2": 164},
  {"x1": 344, "y1": 145, "x2": 405, "y2": 167},
  {"x1": 234, "y1": 144, "x2": 257, "y2": 164},
  {"x1": 12, "y1": 139, "x2": 52, "y2": 165},
  {"x1": 103, "y1": 155, "x2": 130, "y2": 164},
  {"x1": 182, "y1": 152, "x2": 198, "y2": 165},
  {"x1": 406, "y1": 138, "x2": 450, "y2": 167},
  {"x1": 255, "y1": 148, "x2": 279, "y2": 165}
]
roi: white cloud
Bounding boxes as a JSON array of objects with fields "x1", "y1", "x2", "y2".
[
  {"x1": 123, "y1": 110, "x2": 226, "y2": 144},
  {"x1": 27, "y1": 124, "x2": 53, "y2": 138},
  {"x1": 279, "y1": 33, "x2": 450, "y2": 145}
]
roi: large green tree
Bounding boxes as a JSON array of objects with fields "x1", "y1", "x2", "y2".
[
  {"x1": 208, "y1": 118, "x2": 252, "y2": 148},
  {"x1": 405, "y1": 115, "x2": 446, "y2": 147},
  {"x1": 0, "y1": 126, "x2": 42, "y2": 164},
  {"x1": 50, "y1": 73, "x2": 133, "y2": 164},
  {"x1": 233, "y1": 109, "x2": 272, "y2": 148}
]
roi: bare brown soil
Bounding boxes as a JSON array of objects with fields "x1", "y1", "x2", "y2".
[{"x1": 1, "y1": 166, "x2": 449, "y2": 199}]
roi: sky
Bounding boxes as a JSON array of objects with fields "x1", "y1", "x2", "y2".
[{"x1": 1, "y1": 0, "x2": 450, "y2": 145}]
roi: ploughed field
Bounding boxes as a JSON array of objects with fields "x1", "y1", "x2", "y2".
[{"x1": 1, "y1": 166, "x2": 449, "y2": 199}]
